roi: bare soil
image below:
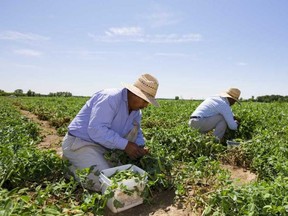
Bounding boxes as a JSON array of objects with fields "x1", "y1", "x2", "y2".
[
  {"x1": 20, "y1": 110, "x2": 63, "y2": 157},
  {"x1": 19, "y1": 109, "x2": 257, "y2": 216},
  {"x1": 220, "y1": 164, "x2": 257, "y2": 185},
  {"x1": 104, "y1": 190, "x2": 195, "y2": 216}
]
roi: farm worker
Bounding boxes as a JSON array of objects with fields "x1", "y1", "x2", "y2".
[
  {"x1": 188, "y1": 88, "x2": 241, "y2": 143},
  {"x1": 62, "y1": 74, "x2": 159, "y2": 192}
]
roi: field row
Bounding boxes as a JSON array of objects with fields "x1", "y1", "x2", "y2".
[{"x1": 1, "y1": 96, "x2": 288, "y2": 215}]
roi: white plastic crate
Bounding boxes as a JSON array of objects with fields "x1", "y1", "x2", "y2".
[{"x1": 99, "y1": 164, "x2": 147, "y2": 213}]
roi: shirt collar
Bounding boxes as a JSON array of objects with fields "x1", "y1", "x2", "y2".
[
  {"x1": 122, "y1": 88, "x2": 128, "y2": 102},
  {"x1": 221, "y1": 96, "x2": 230, "y2": 105},
  {"x1": 122, "y1": 88, "x2": 141, "y2": 115}
]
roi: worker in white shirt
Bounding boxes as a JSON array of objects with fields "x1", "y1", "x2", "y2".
[{"x1": 189, "y1": 88, "x2": 241, "y2": 143}]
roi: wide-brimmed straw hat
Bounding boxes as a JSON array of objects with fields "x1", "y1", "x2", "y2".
[
  {"x1": 220, "y1": 88, "x2": 241, "y2": 102},
  {"x1": 123, "y1": 74, "x2": 159, "y2": 107}
]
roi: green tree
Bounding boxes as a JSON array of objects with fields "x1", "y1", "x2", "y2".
[
  {"x1": 0, "y1": 89, "x2": 6, "y2": 96},
  {"x1": 27, "y1": 89, "x2": 36, "y2": 96},
  {"x1": 14, "y1": 89, "x2": 24, "y2": 96}
]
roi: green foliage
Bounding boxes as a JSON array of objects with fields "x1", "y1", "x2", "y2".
[
  {"x1": 0, "y1": 98, "x2": 106, "y2": 215},
  {"x1": 203, "y1": 177, "x2": 288, "y2": 215},
  {"x1": 110, "y1": 168, "x2": 144, "y2": 182},
  {"x1": 0, "y1": 99, "x2": 63, "y2": 189},
  {"x1": 14, "y1": 89, "x2": 24, "y2": 96},
  {"x1": 256, "y1": 94, "x2": 288, "y2": 102},
  {"x1": 10, "y1": 97, "x2": 87, "y2": 135},
  {"x1": 2, "y1": 97, "x2": 288, "y2": 215},
  {"x1": 172, "y1": 156, "x2": 231, "y2": 207},
  {"x1": 26, "y1": 89, "x2": 36, "y2": 97}
]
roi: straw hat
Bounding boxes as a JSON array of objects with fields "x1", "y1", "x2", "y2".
[
  {"x1": 123, "y1": 74, "x2": 159, "y2": 107},
  {"x1": 220, "y1": 88, "x2": 241, "y2": 102}
]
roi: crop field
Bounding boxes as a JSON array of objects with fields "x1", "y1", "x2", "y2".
[{"x1": 1, "y1": 96, "x2": 288, "y2": 215}]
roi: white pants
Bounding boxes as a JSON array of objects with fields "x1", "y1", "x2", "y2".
[
  {"x1": 62, "y1": 134, "x2": 114, "y2": 191},
  {"x1": 62, "y1": 123, "x2": 138, "y2": 192},
  {"x1": 188, "y1": 114, "x2": 227, "y2": 139}
]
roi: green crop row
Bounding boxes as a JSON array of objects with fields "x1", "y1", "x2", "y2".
[
  {"x1": 1, "y1": 96, "x2": 288, "y2": 215},
  {"x1": 0, "y1": 98, "x2": 109, "y2": 215}
]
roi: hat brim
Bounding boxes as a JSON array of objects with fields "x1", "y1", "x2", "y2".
[
  {"x1": 220, "y1": 92, "x2": 241, "y2": 104},
  {"x1": 123, "y1": 84, "x2": 159, "y2": 107}
]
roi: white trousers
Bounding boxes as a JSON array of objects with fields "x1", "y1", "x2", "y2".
[
  {"x1": 62, "y1": 123, "x2": 139, "y2": 192},
  {"x1": 188, "y1": 114, "x2": 227, "y2": 139},
  {"x1": 62, "y1": 134, "x2": 114, "y2": 191}
]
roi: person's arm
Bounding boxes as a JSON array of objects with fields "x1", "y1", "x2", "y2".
[
  {"x1": 134, "y1": 123, "x2": 148, "y2": 154},
  {"x1": 134, "y1": 112, "x2": 145, "y2": 146},
  {"x1": 218, "y1": 103, "x2": 238, "y2": 130},
  {"x1": 87, "y1": 95, "x2": 128, "y2": 150}
]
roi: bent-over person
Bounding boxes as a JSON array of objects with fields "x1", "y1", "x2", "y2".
[
  {"x1": 62, "y1": 74, "x2": 159, "y2": 191},
  {"x1": 189, "y1": 88, "x2": 241, "y2": 143}
]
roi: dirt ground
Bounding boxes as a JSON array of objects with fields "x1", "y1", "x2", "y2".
[
  {"x1": 19, "y1": 109, "x2": 257, "y2": 216},
  {"x1": 20, "y1": 110, "x2": 63, "y2": 157},
  {"x1": 220, "y1": 164, "x2": 257, "y2": 185},
  {"x1": 104, "y1": 189, "x2": 195, "y2": 216}
]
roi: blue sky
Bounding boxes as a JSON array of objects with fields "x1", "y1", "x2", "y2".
[{"x1": 1, "y1": 0, "x2": 287, "y2": 99}]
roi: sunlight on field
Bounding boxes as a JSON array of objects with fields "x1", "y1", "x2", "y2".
[{"x1": 1, "y1": 97, "x2": 288, "y2": 215}]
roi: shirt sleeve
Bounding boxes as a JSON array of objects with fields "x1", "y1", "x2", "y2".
[
  {"x1": 135, "y1": 112, "x2": 145, "y2": 146},
  {"x1": 87, "y1": 95, "x2": 128, "y2": 150},
  {"x1": 218, "y1": 103, "x2": 238, "y2": 130}
]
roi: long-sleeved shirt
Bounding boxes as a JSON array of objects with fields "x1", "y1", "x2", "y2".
[
  {"x1": 191, "y1": 96, "x2": 238, "y2": 130},
  {"x1": 68, "y1": 88, "x2": 145, "y2": 150}
]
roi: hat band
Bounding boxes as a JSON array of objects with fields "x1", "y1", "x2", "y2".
[
  {"x1": 229, "y1": 94, "x2": 239, "y2": 100},
  {"x1": 134, "y1": 82, "x2": 157, "y2": 97},
  {"x1": 137, "y1": 78, "x2": 158, "y2": 90},
  {"x1": 139, "y1": 88, "x2": 155, "y2": 99}
]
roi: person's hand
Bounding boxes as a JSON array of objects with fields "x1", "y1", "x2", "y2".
[
  {"x1": 143, "y1": 146, "x2": 149, "y2": 155},
  {"x1": 234, "y1": 116, "x2": 241, "y2": 123},
  {"x1": 235, "y1": 120, "x2": 240, "y2": 127},
  {"x1": 235, "y1": 119, "x2": 240, "y2": 127},
  {"x1": 124, "y1": 142, "x2": 148, "y2": 160},
  {"x1": 139, "y1": 146, "x2": 149, "y2": 155}
]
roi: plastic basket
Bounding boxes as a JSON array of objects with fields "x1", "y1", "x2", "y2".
[{"x1": 99, "y1": 164, "x2": 147, "y2": 213}]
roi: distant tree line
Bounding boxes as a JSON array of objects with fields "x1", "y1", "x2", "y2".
[
  {"x1": 0, "y1": 89, "x2": 72, "y2": 97},
  {"x1": 48, "y1": 92, "x2": 72, "y2": 97},
  {"x1": 0, "y1": 89, "x2": 287, "y2": 101},
  {"x1": 250, "y1": 95, "x2": 288, "y2": 103}
]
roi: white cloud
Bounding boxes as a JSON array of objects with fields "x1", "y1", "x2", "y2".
[
  {"x1": 0, "y1": 31, "x2": 50, "y2": 41},
  {"x1": 105, "y1": 27, "x2": 143, "y2": 36},
  {"x1": 14, "y1": 49, "x2": 42, "y2": 57},
  {"x1": 88, "y1": 28, "x2": 202, "y2": 43},
  {"x1": 145, "y1": 34, "x2": 202, "y2": 43}
]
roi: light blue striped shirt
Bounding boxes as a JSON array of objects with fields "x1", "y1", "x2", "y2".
[
  {"x1": 191, "y1": 96, "x2": 238, "y2": 130},
  {"x1": 68, "y1": 88, "x2": 145, "y2": 150}
]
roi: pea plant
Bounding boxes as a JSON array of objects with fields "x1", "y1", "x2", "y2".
[{"x1": 2, "y1": 97, "x2": 288, "y2": 215}]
